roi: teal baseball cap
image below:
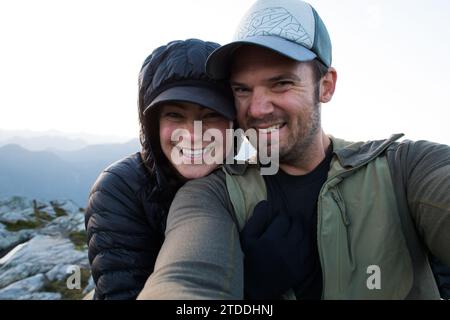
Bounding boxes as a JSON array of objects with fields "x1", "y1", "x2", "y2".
[{"x1": 206, "y1": 0, "x2": 332, "y2": 79}]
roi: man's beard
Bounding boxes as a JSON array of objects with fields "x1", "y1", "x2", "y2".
[{"x1": 279, "y1": 102, "x2": 322, "y2": 165}]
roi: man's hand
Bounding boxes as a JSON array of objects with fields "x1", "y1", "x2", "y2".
[{"x1": 240, "y1": 200, "x2": 313, "y2": 299}]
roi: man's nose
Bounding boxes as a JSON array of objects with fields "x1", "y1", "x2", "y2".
[{"x1": 248, "y1": 88, "x2": 274, "y2": 119}]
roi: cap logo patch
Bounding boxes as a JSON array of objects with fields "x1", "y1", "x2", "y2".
[{"x1": 236, "y1": 7, "x2": 313, "y2": 48}]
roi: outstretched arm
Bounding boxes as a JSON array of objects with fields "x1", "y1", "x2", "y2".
[
  {"x1": 137, "y1": 171, "x2": 244, "y2": 299},
  {"x1": 403, "y1": 140, "x2": 450, "y2": 266}
]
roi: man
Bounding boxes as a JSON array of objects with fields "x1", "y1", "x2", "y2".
[{"x1": 138, "y1": 0, "x2": 450, "y2": 299}]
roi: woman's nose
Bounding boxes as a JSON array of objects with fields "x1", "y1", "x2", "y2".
[{"x1": 181, "y1": 120, "x2": 204, "y2": 146}]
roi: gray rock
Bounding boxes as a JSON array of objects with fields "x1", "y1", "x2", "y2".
[
  {"x1": 0, "y1": 198, "x2": 82, "y2": 225},
  {"x1": 45, "y1": 264, "x2": 79, "y2": 282},
  {"x1": 42, "y1": 212, "x2": 85, "y2": 235},
  {"x1": 82, "y1": 275, "x2": 95, "y2": 295},
  {"x1": 0, "y1": 228, "x2": 34, "y2": 255},
  {"x1": 0, "y1": 273, "x2": 46, "y2": 299},
  {"x1": 0, "y1": 241, "x2": 28, "y2": 265},
  {"x1": 39, "y1": 200, "x2": 85, "y2": 236},
  {"x1": 51, "y1": 200, "x2": 82, "y2": 216},
  {"x1": 36, "y1": 205, "x2": 57, "y2": 219},
  {"x1": 0, "y1": 196, "x2": 32, "y2": 215},
  {"x1": 17, "y1": 292, "x2": 62, "y2": 300},
  {"x1": 0, "y1": 196, "x2": 90, "y2": 300},
  {"x1": 0, "y1": 226, "x2": 21, "y2": 252},
  {"x1": 0, "y1": 235, "x2": 88, "y2": 288},
  {"x1": 0, "y1": 262, "x2": 49, "y2": 289},
  {"x1": 0, "y1": 207, "x2": 36, "y2": 224},
  {"x1": 0, "y1": 197, "x2": 48, "y2": 224}
]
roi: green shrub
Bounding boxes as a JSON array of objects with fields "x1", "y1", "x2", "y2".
[
  {"x1": 50, "y1": 201, "x2": 68, "y2": 217},
  {"x1": 4, "y1": 220, "x2": 41, "y2": 232},
  {"x1": 69, "y1": 230, "x2": 87, "y2": 251},
  {"x1": 34, "y1": 209, "x2": 54, "y2": 222}
]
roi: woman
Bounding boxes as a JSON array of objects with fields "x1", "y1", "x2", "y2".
[{"x1": 85, "y1": 39, "x2": 235, "y2": 299}]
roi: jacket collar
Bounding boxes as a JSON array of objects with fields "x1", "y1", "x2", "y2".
[
  {"x1": 224, "y1": 133, "x2": 405, "y2": 176},
  {"x1": 331, "y1": 133, "x2": 404, "y2": 169}
]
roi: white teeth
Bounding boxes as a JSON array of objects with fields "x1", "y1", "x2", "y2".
[
  {"x1": 258, "y1": 124, "x2": 283, "y2": 133},
  {"x1": 177, "y1": 145, "x2": 213, "y2": 157},
  {"x1": 183, "y1": 149, "x2": 202, "y2": 157}
]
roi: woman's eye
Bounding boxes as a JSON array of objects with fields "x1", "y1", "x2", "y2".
[
  {"x1": 164, "y1": 112, "x2": 183, "y2": 119},
  {"x1": 203, "y1": 112, "x2": 222, "y2": 119}
]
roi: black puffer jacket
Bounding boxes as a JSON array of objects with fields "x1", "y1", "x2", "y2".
[
  {"x1": 85, "y1": 39, "x2": 233, "y2": 300},
  {"x1": 85, "y1": 152, "x2": 171, "y2": 299}
]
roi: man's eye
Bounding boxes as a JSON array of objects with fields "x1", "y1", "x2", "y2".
[
  {"x1": 232, "y1": 86, "x2": 250, "y2": 95},
  {"x1": 274, "y1": 81, "x2": 294, "y2": 90}
]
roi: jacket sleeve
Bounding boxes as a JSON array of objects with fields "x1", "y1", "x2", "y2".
[
  {"x1": 401, "y1": 140, "x2": 450, "y2": 267},
  {"x1": 85, "y1": 165, "x2": 163, "y2": 300},
  {"x1": 137, "y1": 171, "x2": 244, "y2": 299}
]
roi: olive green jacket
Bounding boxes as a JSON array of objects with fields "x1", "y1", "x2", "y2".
[{"x1": 138, "y1": 134, "x2": 450, "y2": 300}]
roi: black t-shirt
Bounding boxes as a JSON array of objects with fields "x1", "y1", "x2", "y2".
[{"x1": 263, "y1": 146, "x2": 333, "y2": 299}]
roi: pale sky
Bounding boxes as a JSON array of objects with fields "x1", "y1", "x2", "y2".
[{"x1": 0, "y1": 0, "x2": 449, "y2": 144}]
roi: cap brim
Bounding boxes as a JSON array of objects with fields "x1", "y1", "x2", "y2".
[
  {"x1": 143, "y1": 86, "x2": 235, "y2": 120},
  {"x1": 206, "y1": 35, "x2": 317, "y2": 80}
]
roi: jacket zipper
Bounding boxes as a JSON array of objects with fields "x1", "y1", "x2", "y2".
[{"x1": 317, "y1": 155, "x2": 381, "y2": 299}]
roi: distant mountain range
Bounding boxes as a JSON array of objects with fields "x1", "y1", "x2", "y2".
[
  {"x1": 0, "y1": 129, "x2": 134, "y2": 151},
  {"x1": 0, "y1": 138, "x2": 140, "y2": 206}
]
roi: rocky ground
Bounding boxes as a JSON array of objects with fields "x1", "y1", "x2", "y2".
[{"x1": 0, "y1": 196, "x2": 93, "y2": 300}]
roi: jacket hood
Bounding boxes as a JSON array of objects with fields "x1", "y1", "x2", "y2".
[{"x1": 137, "y1": 39, "x2": 234, "y2": 197}]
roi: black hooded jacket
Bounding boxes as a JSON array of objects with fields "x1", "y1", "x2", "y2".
[
  {"x1": 84, "y1": 39, "x2": 233, "y2": 300},
  {"x1": 85, "y1": 152, "x2": 171, "y2": 299}
]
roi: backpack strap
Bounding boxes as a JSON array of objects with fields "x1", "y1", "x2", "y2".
[
  {"x1": 222, "y1": 164, "x2": 297, "y2": 300},
  {"x1": 222, "y1": 164, "x2": 266, "y2": 231}
]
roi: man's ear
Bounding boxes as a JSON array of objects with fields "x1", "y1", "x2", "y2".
[{"x1": 319, "y1": 67, "x2": 337, "y2": 103}]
